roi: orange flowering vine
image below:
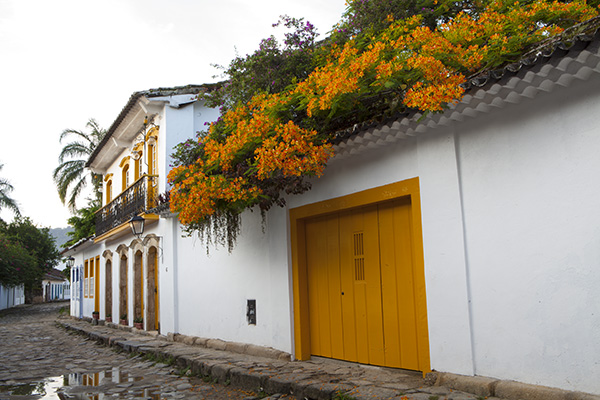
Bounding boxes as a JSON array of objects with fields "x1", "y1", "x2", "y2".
[{"x1": 168, "y1": 0, "x2": 598, "y2": 249}]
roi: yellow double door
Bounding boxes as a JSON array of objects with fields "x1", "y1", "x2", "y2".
[{"x1": 306, "y1": 198, "x2": 424, "y2": 370}]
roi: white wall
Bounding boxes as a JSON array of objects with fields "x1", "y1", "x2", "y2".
[
  {"x1": 171, "y1": 205, "x2": 293, "y2": 352},
  {"x1": 0, "y1": 284, "x2": 24, "y2": 310},
  {"x1": 454, "y1": 76, "x2": 600, "y2": 393},
  {"x1": 279, "y1": 74, "x2": 600, "y2": 393},
  {"x1": 76, "y1": 77, "x2": 600, "y2": 394}
]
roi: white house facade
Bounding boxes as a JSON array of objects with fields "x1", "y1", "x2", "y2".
[
  {"x1": 0, "y1": 284, "x2": 25, "y2": 310},
  {"x1": 42, "y1": 268, "x2": 70, "y2": 301},
  {"x1": 67, "y1": 32, "x2": 600, "y2": 396}
]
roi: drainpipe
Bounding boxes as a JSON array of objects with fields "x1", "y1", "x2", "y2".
[{"x1": 172, "y1": 218, "x2": 179, "y2": 333}]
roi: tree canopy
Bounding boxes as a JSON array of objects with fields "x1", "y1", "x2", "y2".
[
  {"x1": 64, "y1": 199, "x2": 99, "y2": 248},
  {"x1": 0, "y1": 218, "x2": 59, "y2": 293}
]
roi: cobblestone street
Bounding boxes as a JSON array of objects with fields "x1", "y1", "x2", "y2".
[{"x1": 0, "y1": 302, "x2": 256, "y2": 400}]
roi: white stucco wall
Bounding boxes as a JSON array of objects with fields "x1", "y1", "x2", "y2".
[
  {"x1": 0, "y1": 284, "x2": 24, "y2": 310},
  {"x1": 453, "y1": 76, "x2": 600, "y2": 393},
  {"x1": 169, "y1": 205, "x2": 293, "y2": 352},
  {"x1": 280, "y1": 74, "x2": 600, "y2": 393},
  {"x1": 73, "y1": 75, "x2": 600, "y2": 394}
]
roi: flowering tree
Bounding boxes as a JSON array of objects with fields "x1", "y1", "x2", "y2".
[{"x1": 169, "y1": 0, "x2": 598, "y2": 251}]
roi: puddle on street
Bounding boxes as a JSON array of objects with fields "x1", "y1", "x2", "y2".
[
  {"x1": 0, "y1": 376, "x2": 64, "y2": 399},
  {"x1": 0, "y1": 369, "x2": 161, "y2": 400}
]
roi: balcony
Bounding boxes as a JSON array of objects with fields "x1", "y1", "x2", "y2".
[{"x1": 96, "y1": 175, "x2": 158, "y2": 237}]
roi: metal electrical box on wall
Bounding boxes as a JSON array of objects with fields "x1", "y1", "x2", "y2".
[{"x1": 247, "y1": 299, "x2": 256, "y2": 325}]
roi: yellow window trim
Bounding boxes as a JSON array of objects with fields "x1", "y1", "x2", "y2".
[
  {"x1": 145, "y1": 126, "x2": 159, "y2": 141},
  {"x1": 103, "y1": 173, "x2": 113, "y2": 182},
  {"x1": 289, "y1": 177, "x2": 431, "y2": 374},
  {"x1": 133, "y1": 142, "x2": 144, "y2": 152},
  {"x1": 119, "y1": 156, "x2": 130, "y2": 168}
]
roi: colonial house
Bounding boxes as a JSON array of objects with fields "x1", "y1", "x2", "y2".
[
  {"x1": 66, "y1": 29, "x2": 600, "y2": 396},
  {"x1": 42, "y1": 268, "x2": 70, "y2": 301}
]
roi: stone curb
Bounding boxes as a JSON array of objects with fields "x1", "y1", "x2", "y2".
[
  {"x1": 59, "y1": 319, "x2": 599, "y2": 400},
  {"x1": 60, "y1": 321, "x2": 346, "y2": 399},
  {"x1": 436, "y1": 373, "x2": 600, "y2": 400}
]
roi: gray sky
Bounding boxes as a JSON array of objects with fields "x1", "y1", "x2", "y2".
[{"x1": 0, "y1": 0, "x2": 347, "y2": 228}]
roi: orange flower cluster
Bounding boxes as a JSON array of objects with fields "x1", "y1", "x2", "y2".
[
  {"x1": 296, "y1": 41, "x2": 387, "y2": 116},
  {"x1": 169, "y1": 0, "x2": 597, "y2": 227},
  {"x1": 255, "y1": 121, "x2": 333, "y2": 180},
  {"x1": 168, "y1": 161, "x2": 262, "y2": 225},
  {"x1": 297, "y1": 0, "x2": 596, "y2": 114},
  {"x1": 169, "y1": 93, "x2": 332, "y2": 222}
]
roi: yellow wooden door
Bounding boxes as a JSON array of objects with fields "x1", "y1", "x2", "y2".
[
  {"x1": 306, "y1": 213, "x2": 343, "y2": 360},
  {"x1": 378, "y1": 197, "x2": 420, "y2": 370},
  {"x1": 339, "y1": 205, "x2": 385, "y2": 366},
  {"x1": 94, "y1": 257, "x2": 100, "y2": 312},
  {"x1": 306, "y1": 199, "x2": 423, "y2": 370}
]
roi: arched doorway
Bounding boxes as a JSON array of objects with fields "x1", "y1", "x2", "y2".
[
  {"x1": 105, "y1": 258, "x2": 112, "y2": 320},
  {"x1": 133, "y1": 250, "x2": 143, "y2": 325},
  {"x1": 119, "y1": 252, "x2": 128, "y2": 324},
  {"x1": 146, "y1": 246, "x2": 159, "y2": 331}
]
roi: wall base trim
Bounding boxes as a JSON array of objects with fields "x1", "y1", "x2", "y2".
[
  {"x1": 435, "y1": 372, "x2": 600, "y2": 400},
  {"x1": 167, "y1": 333, "x2": 291, "y2": 362}
]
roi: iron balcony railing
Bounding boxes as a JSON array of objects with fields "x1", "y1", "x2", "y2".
[{"x1": 96, "y1": 175, "x2": 158, "y2": 237}]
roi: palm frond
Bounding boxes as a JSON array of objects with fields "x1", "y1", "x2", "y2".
[
  {"x1": 57, "y1": 142, "x2": 92, "y2": 163},
  {"x1": 53, "y1": 159, "x2": 86, "y2": 204},
  {"x1": 0, "y1": 163, "x2": 20, "y2": 215},
  {"x1": 54, "y1": 118, "x2": 106, "y2": 211}
]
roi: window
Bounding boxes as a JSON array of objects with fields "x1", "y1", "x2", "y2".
[
  {"x1": 135, "y1": 155, "x2": 142, "y2": 180},
  {"x1": 132, "y1": 143, "x2": 143, "y2": 181},
  {"x1": 148, "y1": 143, "x2": 157, "y2": 176},
  {"x1": 84, "y1": 260, "x2": 89, "y2": 298},
  {"x1": 146, "y1": 127, "x2": 159, "y2": 176},
  {"x1": 83, "y1": 257, "x2": 99, "y2": 299},
  {"x1": 106, "y1": 180, "x2": 112, "y2": 203},
  {"x1": 89, "y1": 257, "x2": 95, "y2": 298},
  {"x1": 103, "y1": 173, "x2": 113, "y2": 205},
  {"x1": 122, "y1": 164, "x2": 130, "y2": 191},
  {"x1": 119, "y1": 156, "x2": 131, "y2": 192}
]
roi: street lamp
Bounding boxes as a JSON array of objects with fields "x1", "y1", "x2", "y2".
[
  {"x1": 66, "y1": 256, "x2": 75, "y2": 268},
  {"x1": 129, "y1": 215, "x2": 145, "y2": 238}
]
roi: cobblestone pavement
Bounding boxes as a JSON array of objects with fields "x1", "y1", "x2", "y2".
[
  {"x1": 56, "y1": 311, "x2": 504, "y2": 400},
  {"x1": 0, "y1": 302, "x2": 257, "y2": 400},
  {"x1": 4, "y1": 303, "x2": 591, "y2": 400}
]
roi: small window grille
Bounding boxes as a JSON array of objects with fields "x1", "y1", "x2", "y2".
[{"x1": 354, "y1": 232, "x2": 365, "y2": 281}]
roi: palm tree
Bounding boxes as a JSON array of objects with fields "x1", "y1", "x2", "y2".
[
  {"x1": 53, "y1": 118, "x2": 107, "y2": 212},
  {"x1": 0, "y1": 163, "x2": 20, "y2": 216}
]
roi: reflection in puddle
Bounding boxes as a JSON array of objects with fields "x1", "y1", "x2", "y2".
[
  {"x1": 0, "y1": 369, "x2": 158, "y2": 400},
  {"x1": 64, "y1": 368, "x2": 156, "y2": 400},
  {"x1": 0, "y1": 376, "x2": 64, "y2": 399},
  {"x1": 66, "y1": 368, "x2": 144, "y2": 387}
]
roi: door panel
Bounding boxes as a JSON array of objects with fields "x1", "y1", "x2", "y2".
[
  {"x1": 379, "y1": 198, "x2": 420, "y2": 369},
  {"x1": 305, "y1": 198, "x2": 423, "y2": 370},
  {"x1": 339, "y1": 206, "x2": 384, "y2": 365},
  {"x1": 306, "y1": 214, "x2": 342, "y2": 359}
]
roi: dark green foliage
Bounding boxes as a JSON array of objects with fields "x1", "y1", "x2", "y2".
[
  {"x1": 0, "y1": 233, "x2": 37, "y2": 287},
  {"x1": 0, "y1": 218, "x2": 60, "y2": 295},
  {"x1": 64, "y1": 200, "x2": 99, "y2": 247},
  {"x1": 205, "y1": 15, "x2": 320, "y2": 111}
]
